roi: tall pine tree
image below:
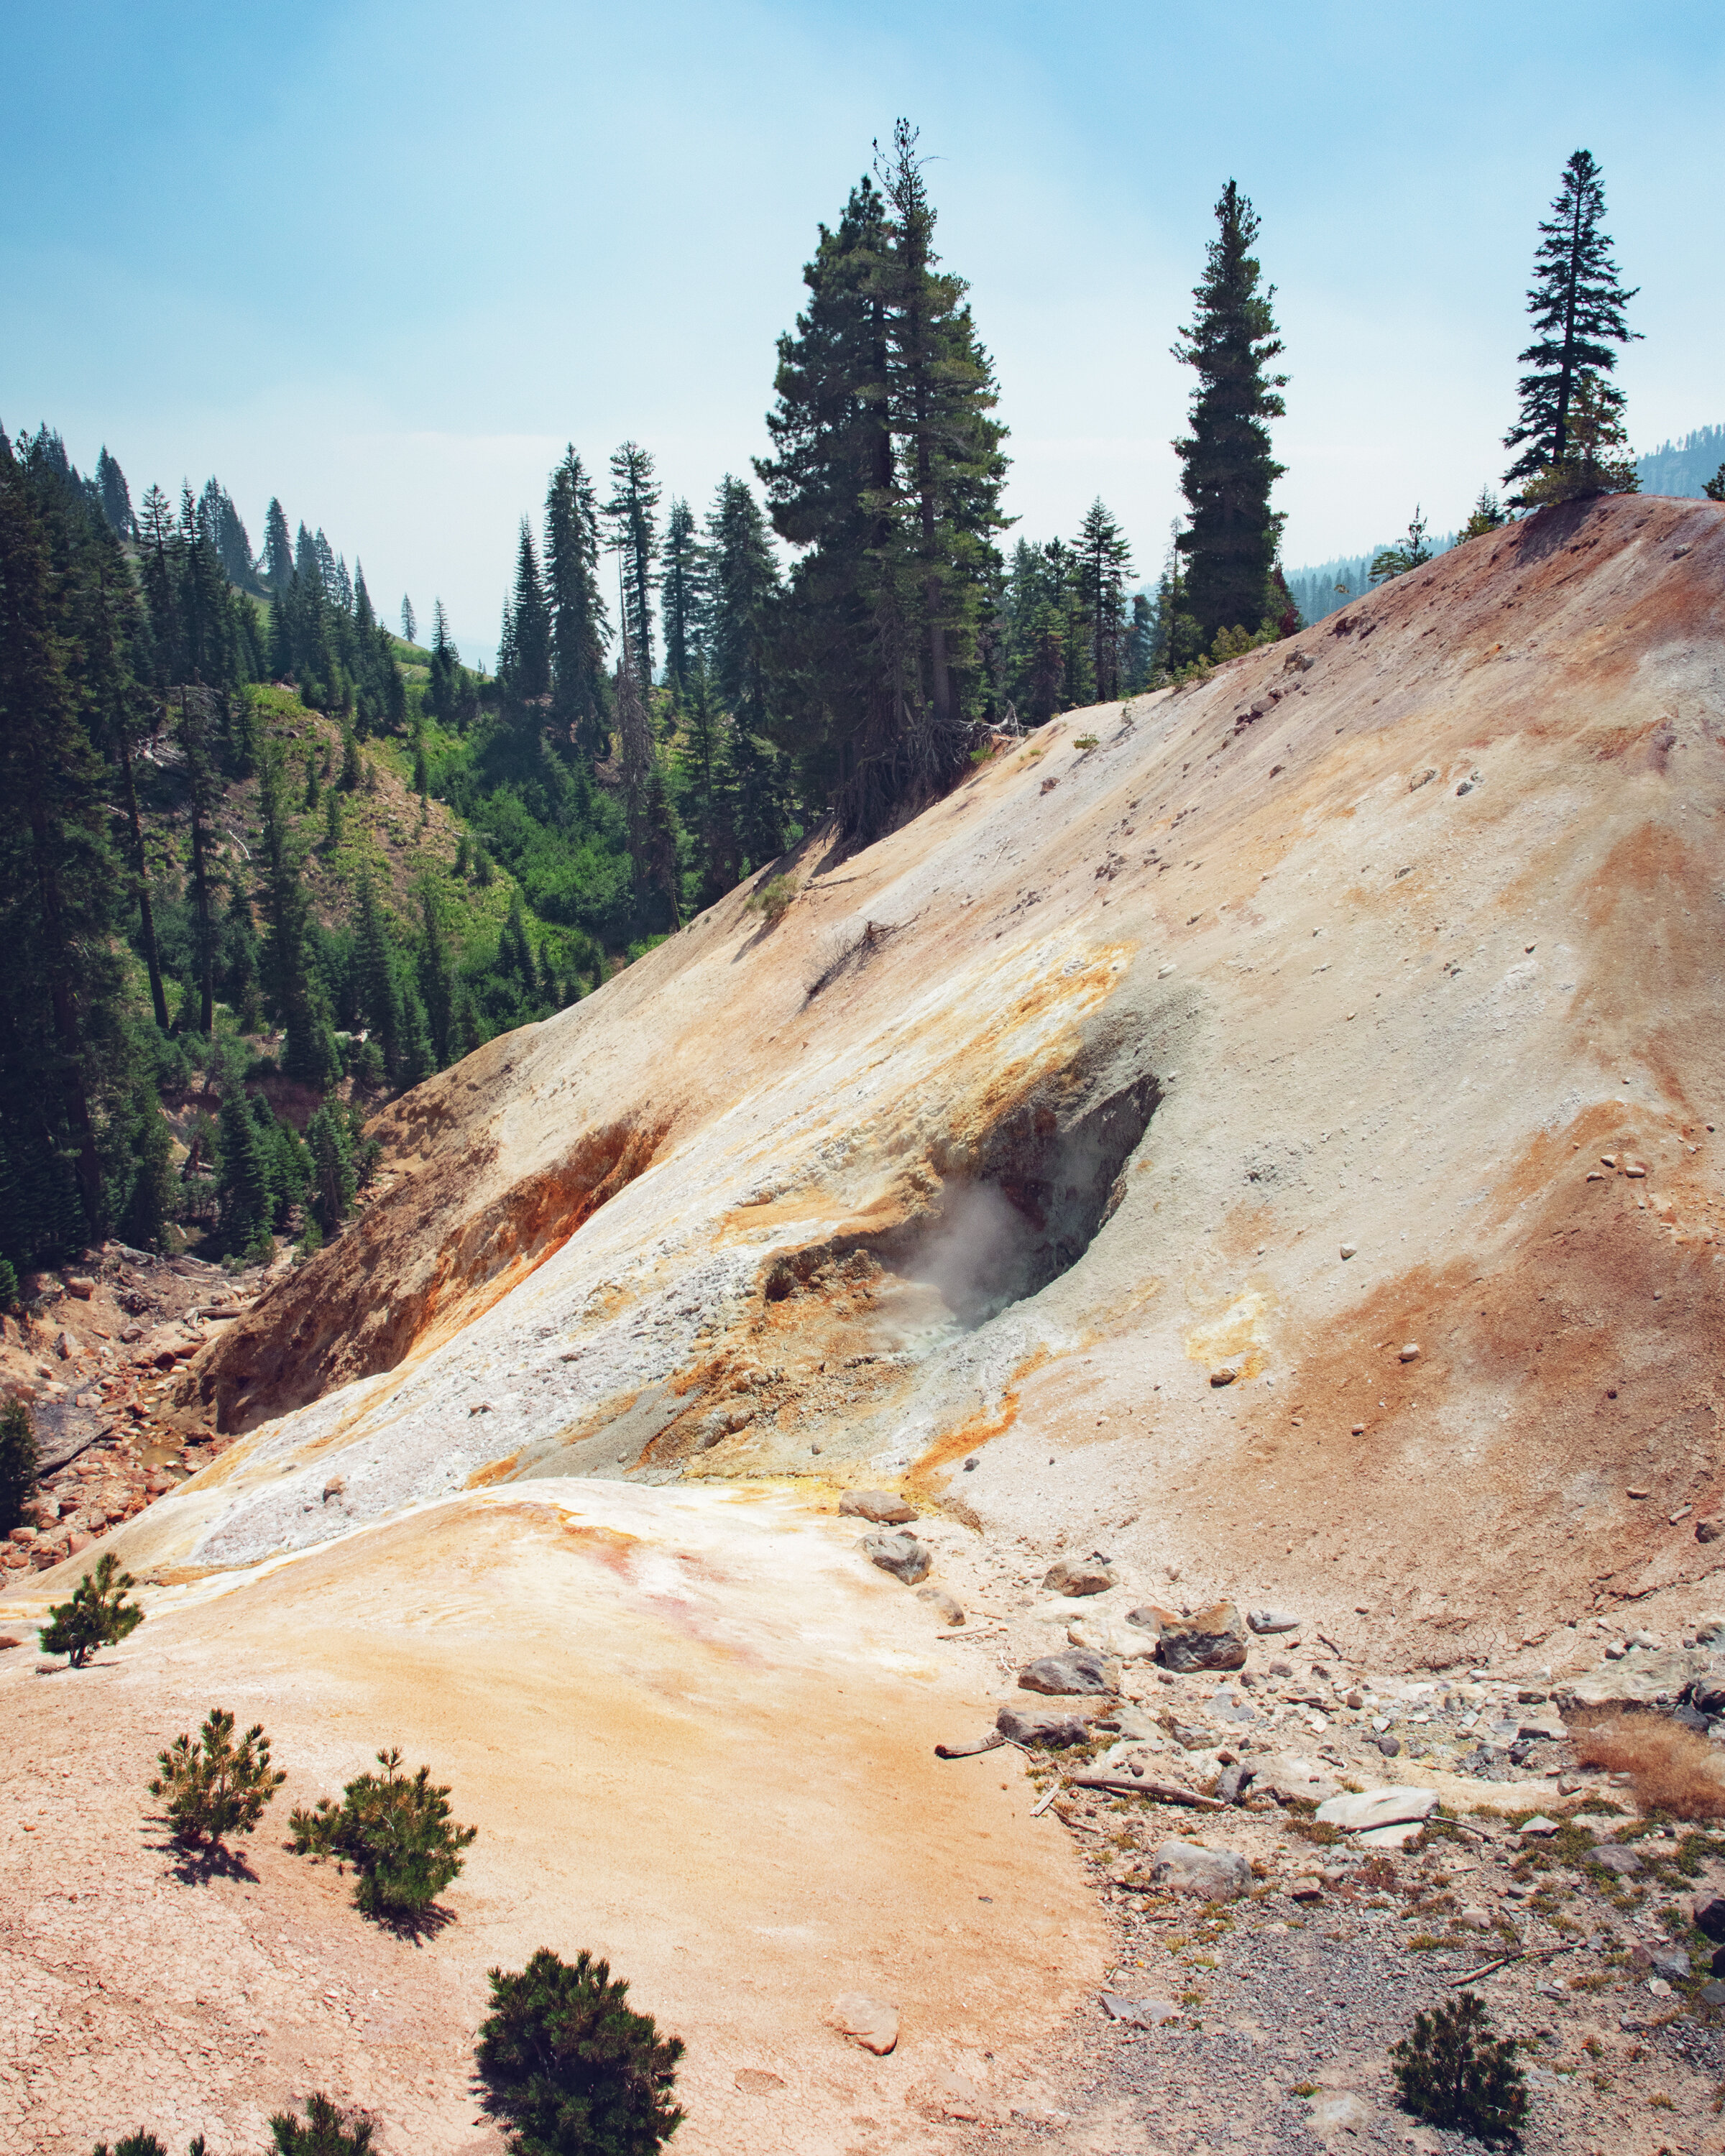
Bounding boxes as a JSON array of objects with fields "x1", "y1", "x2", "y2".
[
  {"x1": 757, "y1": 174, "x2": 895, "y2": 816},
  {"x1": 1172, "y1": 181, "x2": 1287, "y2": 653},
  {"x1": 1072, "y1": 499, "x2": 1133, "y2": 704},
  {"x1": 544, "y1": 448, "x2": 609, "y2": 755},
  {"x1": 1504, "y1": 150, "x2": 1639, "y2": 496},
  {"x1": 759, "y1": 127, "x2": 1008, "y2": 837},
  {"x1": 604, "y1": 444, "x2": 661, "y2": 684},
  {"x1": 661, "y1": 497, "x2": 702, "y2": 696}
]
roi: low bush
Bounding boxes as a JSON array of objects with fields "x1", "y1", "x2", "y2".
[
  {"x1": 42, "y1": 1554, "x2": 144, "y2": 1667},
  {"x1": 477, "y1": 1947, "x2": 684, "y2": 2155},
  {"x1": 268, "y1": 2093, "x2": 375, "y2": 2153},
  {"x1": 90, "y1": 2136, "x2": 204, "y2": 2155},
  {"x1": 1390, "y1": 1991, "x2": 1527, "y2": 2144},
  {"x1": 150, "y1": 1708, "x2": 286, "y2": 1851},
  {"x1": 0, "y1": 1397, "x2": 37, "y2": 1535},
  {"x1": 289, "y1": 1747, "x2": 477, "y2": 1917},
  {"x1": 744, "y1": 874, "x2": 796, "y2": 927},
  {"x1": 1571, "y1": 1714, "x2": 1725, "y2": 1820}
]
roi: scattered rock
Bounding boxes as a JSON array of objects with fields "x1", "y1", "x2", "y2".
[
  {"x1": 1308, "y1": 2092, "x2": 1375, "y2": 2140},
  {"x1": 1315, "y1": 1787, "x2": 1438, "y2": 1834},
  {"x1": 1339, "y1": 1243, "x2": 1357, "y2": 1260},
  {"x1": 1555, "y1": 1647, "x2": 1703, "y2": 1715},
  {"x1": 859, "y1": 1531, "x2": 931, "y2": 1584},
  {"x1": 1156, "y1": 1600, "x2": 1248, "y2": 1672},
  {"x1": 55, "y1": 1330, "x2": 80, "y2": 1360},
  {"x1": 1650, "y1": 1945, "x2": 1693, "y2": 1983},
  {"x1": 826, "y1": 1992, "x2": 898, "y2": 2055},
  {"x1": 1209, "y1": 1367, "x2": 1237, "y2": 1387},
  {"x1": 995, "y1": 1700, "x2": 1101, "y2": 1747},
  {"x1": 1701, "y1": 1981, "x2": 1725, "y2": 2009},
  {"x1": 1067, "y1": 1615, "x2": 1161, "y2": 1662},
  {"x1": 1518, "y1": 1815, "x2": 1560, "y2": 1839},
  {"x1": 839, "y1": 1490, "x2": 916, "y2": 1525},
  {"x1": 1043, "y1": 1556, "x2": 1116, "y2": 1596},
  {"x1": 1374, "y1": 1734, "x2": 1402, "y2": 1757},
  {"x1": 322, "y1": 1475, "x2": 347, "y2": 1502},
  {"x1": 1018, "y1": 1650, "x2": 1113, "y2": 1696},
  {"x1": 1591, "y1": 1845, "x2": 1643, "y2": 1878},
  {"x1": 65, "y1": 1276, "x2": 96, "y2": 1299},
  {"x1": 1288, "y1": 1875, "x2": 1323, "y2": 1902},
  {"x1": 1247, "y1": 1607, "x2": 1301, "y2": 1634},
  {"x1": 917, "y1": 1585, "x2": 965, "y2": 1626},
  {"x1": 910, "y1": 2068, "x2": 992, "y2": 2122},
  {"x1": 1146, "y1": 1840, "x2": 1252, "y2": 1902},
  {"x1": 1694, "y1": 1895, "x2": 1725, "y2": 1943},
  {"x1": 1399, "y1": 1342, "x2": 1420, "y2": 1362},
  {"x1": 1099, "y1": 1993, "x2": 1181, "y2": 2027},
  {"x1": 1248, "y1": 1754, "x2": 1342, "y2": 1805},
  {"x1": 1699, "y1": 1519, "x2": 1721, "y2": 1544}
]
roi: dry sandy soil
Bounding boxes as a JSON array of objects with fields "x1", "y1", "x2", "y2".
[{"x1": 4, "y1": 490, "x2": 1724, "y2": 2152}]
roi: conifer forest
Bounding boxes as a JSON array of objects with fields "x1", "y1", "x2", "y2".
[{"x1": 0, "y1": 128, "x2": 1689, "y2": 1279}]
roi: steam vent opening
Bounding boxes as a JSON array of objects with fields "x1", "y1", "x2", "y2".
[{"x1": 891, "y1": 1066, "x2": 1160, "y2": 1330}]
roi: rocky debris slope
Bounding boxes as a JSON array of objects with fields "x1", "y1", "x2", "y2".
[
  {"x1": 0, "y1": 1243, "x2": 270, "y2": 1582},
  {"x1": 948, "y1": 1793, "x2": 1725, "y2": 2150}
]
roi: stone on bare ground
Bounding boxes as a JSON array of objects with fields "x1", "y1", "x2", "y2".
[
  {"x1": 1695, "y1": 1894, "x2": 1725, "y2": 1942},
  {"x1": 1555, "y1": 1646, "x2": 1703, "y2": 1715},
  {"x1": 1315, "y1": 1787, "x2": 1438, "y2": 1833},
  {"x1": 1043, "y1": 1556, "x2": 1117, "y2": 1596},
  {"x1": 916, "y1": 1585, "x2": 965, "y2": 1625},
  {"x1": 1098, "y1": 1993, "x2": 1181, "y2": 2028},
  {"x1": 858, "y1": 1530, "x2": 931, "y2": 1584},
  {"x1": 1310, "y1": 2091, "x2": 1376, "y2": 2141},
  {"x1": 1591, "y1": 1844, "x2": 1643, "y2": 1877},
  {"x1": 1018, "y1": 1649, "x2": 1114, "y2": 1696},
  {"x1": 995, "y1": 1699, "x2": 1103, "y2": 1746},
  {"x1": 1247, "y1": 1754, "x2": 1343, "y2": 1805},
  {"x1": 1246, "y1": 1607, "x2": 1302, "y2": 1634},
  {"x1": 1156, "y1": 1600, "x2": 1248, "y2": 1672},
  {"x1": 1146, "y1": 1841, "x2": 1252, "y2": 1901},
  {"x1": 827, "y1": 1992, "x2": 898, "y2": 2054},
  {"x1": 839, "y1": 1490, "x2": 916, "y2": 1525},
  {"x1": 1066, "y1": 1614, "x2": 1160, "y2": 1662}
]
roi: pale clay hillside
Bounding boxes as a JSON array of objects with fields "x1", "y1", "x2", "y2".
[{"x1": 5, "y1": 489, "x2": 1725, "y2": 2154}]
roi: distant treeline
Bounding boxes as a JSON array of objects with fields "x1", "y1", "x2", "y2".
[{"x1": 1635, "y1": 425, "x2": 1725, "y2": 498}]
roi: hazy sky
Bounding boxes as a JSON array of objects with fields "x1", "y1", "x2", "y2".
[{"x1": 4, "y1": 0, "x2": 1719, "y2": 660}]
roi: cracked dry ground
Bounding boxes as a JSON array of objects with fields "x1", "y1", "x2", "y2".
[{"x1": 945, "y1": 1792, "x2": 1725, "y2": 2156}]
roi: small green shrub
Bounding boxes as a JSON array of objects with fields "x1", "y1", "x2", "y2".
[
  {"x1": 91, "y1": 2136, "x2": 204, "y2": 2156},
  {"x1": 745, "y1": 874, "x2": 796, "y2": 927},
  {"x1": 1073, "y1": 733, "x2": 1100, "y2": 750},
  {"x1": 0, "y1": 1396, "x2": 37, "y2": 1535},
  {"x1": 290, "y1": 1747, "x2": 477, "y2": 1917},
  {"x1": 269, "y1": 2093, "x2": 374, "y2": 2154},
  {"x1": 1390, "y1": 1991, "x2": 1527, "y2": 2144},
  {"x1": 0, "y1": 1257, "x2": 17, "y2": 1307},
  {"x1": 150, "y1": 1707, "x2": 285, "y2": 1850},
  {"x1": 42, "y1": 1553, "x2": 144, "y2": 1667},
  {"x1": 477, "y1": 1947, "x2": 684, "y2": 2156}
]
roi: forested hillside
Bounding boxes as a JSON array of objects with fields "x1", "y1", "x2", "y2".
[{"x1": 1, "y1": 134, "x2": 1665, "y2": 1291}]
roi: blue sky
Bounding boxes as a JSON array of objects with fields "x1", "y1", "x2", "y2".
[{"x1": 4, "y1": 0, "x2": 1719, "y2": 660}]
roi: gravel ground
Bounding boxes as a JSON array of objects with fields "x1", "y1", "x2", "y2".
[{"x1": 950, "y1": 1795, "x2": 1725, "y2": 2155}]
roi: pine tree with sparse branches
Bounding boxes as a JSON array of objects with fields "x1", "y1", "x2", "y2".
[
  {"x1": 1504, "y1": 150, "x2": 1638, "y2": 499},
  {"x1": 604, "y1": 445, "x2": 661, "y2": 684}
]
